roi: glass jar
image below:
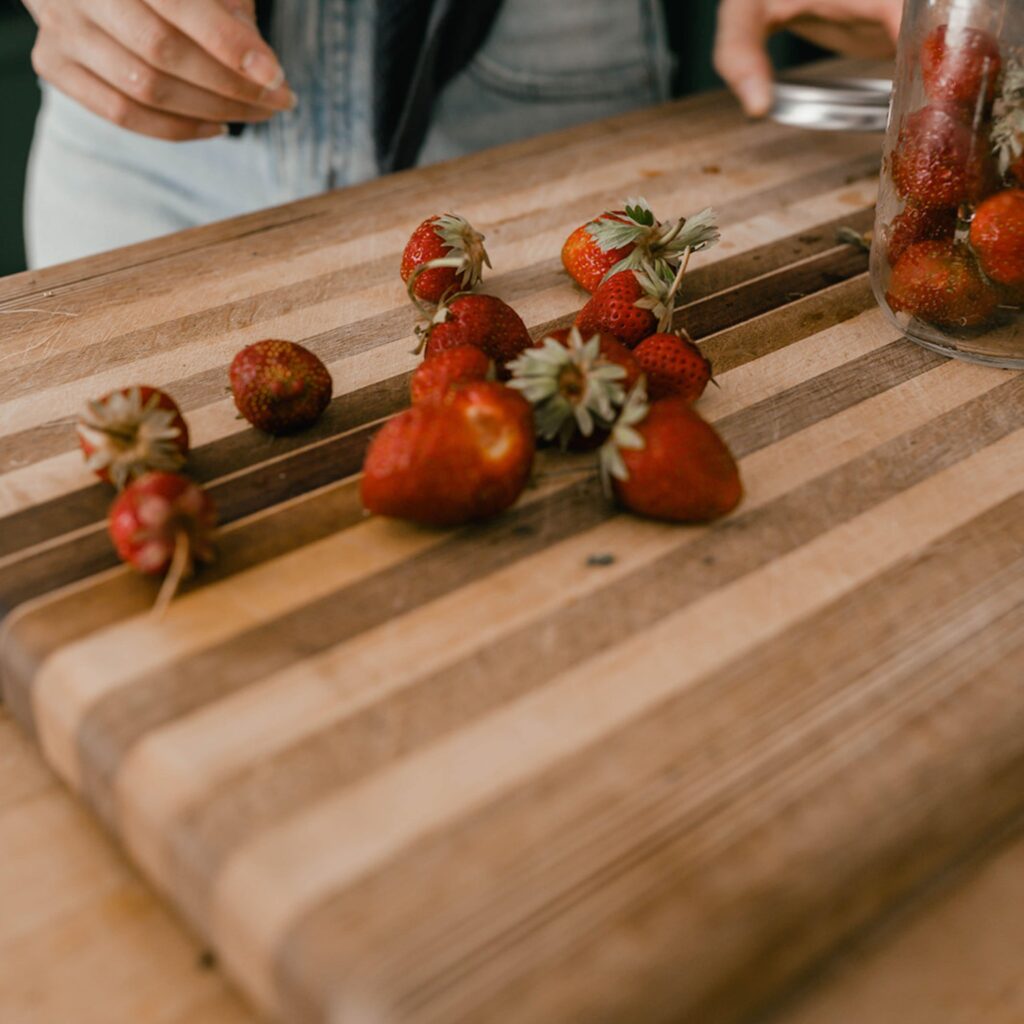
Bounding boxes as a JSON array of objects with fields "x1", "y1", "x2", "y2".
[{"x1": 872, "y1": 0, "x2": 1024, "y2": 368}]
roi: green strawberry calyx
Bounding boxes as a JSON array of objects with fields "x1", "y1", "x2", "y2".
[
  {"x1": 508, "y1": 326, "x2": 630, "y2": 448},
  {"x1": 432, "y1": 213, "x2": 492, "y2": 292},
  {"x1": 599, "y1": 379, "x2": 650, "y2": 493},
  {"x1": 77, "y1": 387, "x2": 186, "y2": 490},
  {"x1": 590, "y1": 200, "x2": 721, "y2": 286}
]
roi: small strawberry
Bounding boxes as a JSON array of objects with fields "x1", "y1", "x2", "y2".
[
  {"x1": 562, "y1": 199, "x2": 719, "y2": 292},
  {"x1": 921, "y1": 24, "x2": 1002, "y2": 112},
  {"x1": 108, "y1": 471, "x2": 216, "y2": 614},
  {"x1": 886, "y1": 205, "x2": 958, "y2": 266},
  {"x1": 77, "y1": 385, "x2": 189, "y2": 489},
  {"x1": 600, "y1": 383, "x2": 742, "y2": 523},
  {"x1": 411, "y1": 345, "x2": 492, "y2": 404},
  {"x1": 970, "y1": 189, "x2": 1024, "y2": 288},
  {"x1": 362, "y1": 381, "x2": 535, "y2": 527},
  {"x1": 229, "y1": 339, "x2": 333, "y2": 435},
  {"x1": 886, "y1": 240, "x2": 999, "y2": 328},
  {"x1": 633, "y1": 331, "x2": 712, "y2": 402},
  {"x1": 508, "y1": 326, "x2": 639, "y2": 448},
  {"x1": 420, "y1": 294, "x2": 532, "y2": 379},
  {"x1": 575, "y1": 266, "x2": 677, "y2": 348},
  {"x1": 892, "y1": 106, "x2": 997, "y2": 209},
  {"x1": 401, "y1": 214, "x2": 491, "y2": 304}
]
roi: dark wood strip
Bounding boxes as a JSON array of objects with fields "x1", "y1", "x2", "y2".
[
  {"x1": 4, "y1": 111, "x2": 801, "y2": 398},
  {"x1": 0, "y1": 90, "x2": 823, "y2": 307},
  {"x1": 0, "y1": 372, "x2": 411, "y2": 560},
  {"x1": 157, "y1": 364, "x2": 1014, "y2": 909},
  {"x1": 0, "y1": 173, "x2": 876, "y2": 479},
  {"x1": 0, "y1": 232, "x2": 875, "y2": 591},
  {"x1": 274, "y1": 494, "x2": 1024, "y2": 1024},
  {"x1": 0, "y1": 327, "x2": 946, "y2": 728}
]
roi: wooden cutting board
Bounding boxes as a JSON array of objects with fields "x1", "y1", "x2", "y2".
[{"x1": 3, "y1": 85, "x2": 1024, "y2": 1023}]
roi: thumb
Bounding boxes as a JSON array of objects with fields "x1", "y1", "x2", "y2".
[
  {"x1": 221, "y1": 0, "x2": 258, "y2": 25},
  {"x1": 714, "y1": 0, "x2": 775, "y2": 118}
]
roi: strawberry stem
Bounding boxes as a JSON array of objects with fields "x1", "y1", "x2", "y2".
[
  {"x1": 657, "y1": 250, "x2": 693, "y2": 333},
  {"x1": 406, "y1": 257, "x2": 467, "y2": 318},
  {"x1": 151, "y1": 529, "x2": 190, "y2": 619}
]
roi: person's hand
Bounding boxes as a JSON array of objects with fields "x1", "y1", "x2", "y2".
[
  {"x1": 23, "y1": 0, "x2": 296, "y2": 141},
  {"x1": 714, "y1": 0, "x2": 903, "y2": 117}
]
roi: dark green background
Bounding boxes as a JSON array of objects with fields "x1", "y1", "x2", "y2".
[{"x1": 0, "y1": 1, "x2": 820, "y2": 276}]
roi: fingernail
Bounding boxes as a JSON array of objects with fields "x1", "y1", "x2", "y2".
[
  {"x1": 737, "y1": 76, "x2": 773, "y2": 117},
  {"x1": 197, "y1": 123, "x2": 229, "y2": 139},
  {"x1": 241, "y1": 50, "x2": 285, "y2": 90},
  {"x1": 263, "y1": 86, "x2": 298, "y2": 110},
  {"x1": 232, "y1": 8, "x2": 257, "y2": 25}
]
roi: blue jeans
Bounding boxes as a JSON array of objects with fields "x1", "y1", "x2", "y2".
[{"x1": 25, "y1": 0, "x2": 672, "y2": 268}]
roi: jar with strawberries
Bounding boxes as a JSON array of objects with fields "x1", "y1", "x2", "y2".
[{"x1": 872, "y1": 0, "x2": 1024, "y2": 367}]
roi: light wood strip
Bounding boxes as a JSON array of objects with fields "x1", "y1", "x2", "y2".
[{"x1": 210, "y1": 427, "x2": 1024, "y2": 1015}]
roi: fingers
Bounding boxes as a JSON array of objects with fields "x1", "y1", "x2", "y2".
[
  {"x1": 875, "y1": 0, "x2": 904, "y2": 42},
  {"x1": 89, "y1": 0, "x2": 294, "y2": 112},
  {"x1": 70, "y1": 21, "x2": 278, "y2": 125},
  {"x1": 31, "y1": 43, "x2": 225, "y2": 141},
  {"x1": 714, "y1": 0, "x2": 774, "y2": 117},
  {"x1": 143, "y1": 0, "x2": 285, "y2": 89}
]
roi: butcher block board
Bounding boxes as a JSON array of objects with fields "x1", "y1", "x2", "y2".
[{"x1": 2, "y1": 84, "x2": 1024, "y2": 1023}]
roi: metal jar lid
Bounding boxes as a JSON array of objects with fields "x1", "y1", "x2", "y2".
[{"x1": 770, "y1": 76, "x2": 893, "y2": 132}]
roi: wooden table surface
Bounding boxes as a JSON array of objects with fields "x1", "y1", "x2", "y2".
[{"x1": 2, "y1": 77, "x2": 1024, "y2": 1023}]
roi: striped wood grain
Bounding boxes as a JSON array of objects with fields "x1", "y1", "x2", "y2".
[{"x1": 2, "y1": 85, "x2": 1023, "y2": 1023}]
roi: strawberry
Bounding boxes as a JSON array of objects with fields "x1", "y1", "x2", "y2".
[
  {"x1": 411, "y1": 345, "x2": 492, "y2": 404},
  {"x1": 401, "y1": 214, "x2": 490, "y2": 304},
  {"x1": 229, "y1": 339, "x2": 333, "y2": 435},
  {"x1": 600, "y1": 384, "x2": 742, "y2": 523},
  {"x1": 77, "y1": 385, "x2": 189, "y2": 489},
  {"x1": 362, "y1": 381, "x2": 535, "y2": 527},
  {"x1": 575, "y1": 267, "x2": 676, "y2": 348},
  {"x1": 633, "y1": 332, "x2": 712, "y2": 402},
  {"x1": 420, "y1": 294, "x2": 531, "y2": 379},
  {"x1": 970, "y1": 189, "x2": 1024, "y2": 287},
  {"x1": 508, "y1": 326, "x2": 640, "y2": 448},
  {"x1": 886, "y1": 205, "x2": 958, "y2": 266},
  {"x1": 886, "y1": 240, "x2": 999, "y2": 328},
  {"x1": 891, "y1": 106, "x2": 997, "y2": 209},
  {"x1": 108, "y1": 471, "x2": 216, "y2": 613},
  {"x1": 921, "y1": 24, "x2": 1002, "y2": 113},
  {"x1": 561, "y1": 199, "x2": 719, "y2": 293}
]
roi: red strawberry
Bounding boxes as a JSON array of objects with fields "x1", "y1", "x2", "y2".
[
  {"x1": 561, "y1": 200, "x2": 720, "y2": 293},
  {"x1": 401, "y1": 214, "x2": 490, "y2": 304},
  {"x1": 108, "y1": 471, "x2": 216, "y2": 613},
  {"x1": 891, "y1": 106, "x2": 997, "y2": 209},
  {"x1": 508, "y1": 326, "x2": 640, "y2": 448},
  {"x1": 886, "y1": 240, "x2": 999, "y2": 328},
  {"x1": 600, "y1": 385, "x2": 742, "y2": 523},
  {"x1": 886, "y1": 205, "x2": 958, "y2": 266},
  {"x1": 562, "y1": 213, "x2": 637, "y2": 293},
  {"x1": 633, "y1": 332, "x2": 712, "y2": 402},
  {"x1": 362, "y1": 381, "x2": 535, "y2": 527},
  {"x1": 921, "y1": 24, "x2": 1002, "y2": 112},
  {"x1": 229, "y1": 339, "x2": 333, "y2": 435},
  {"x1": 970, "y1": 189, "x2": 1024, "y2": 288},
  {"x1": 411, "y1": 346, "x2": 492, "y2": 404},
  {"x1": 421, "y1": 294, "x2": 531, "y2": 378},
  {"x1": 575, "y1": 268, "x2": 676, "y2": 348},
  {"x1": 77, "y1": 386, "x2": 189, "y2": 489}
]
